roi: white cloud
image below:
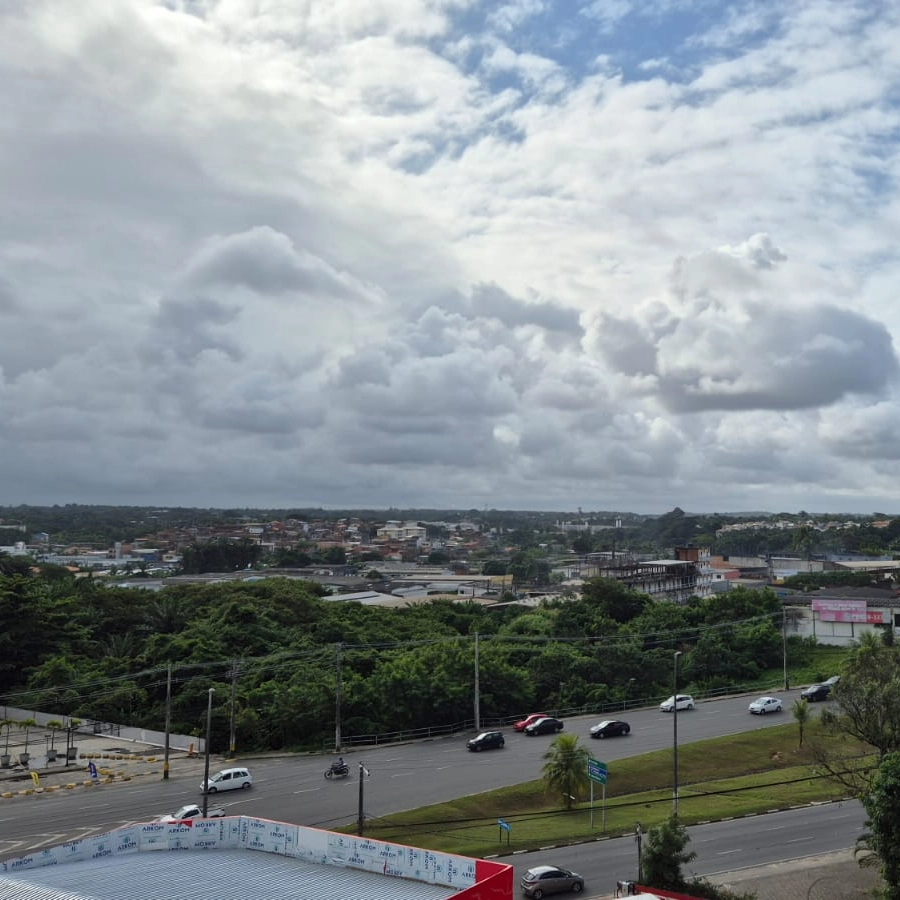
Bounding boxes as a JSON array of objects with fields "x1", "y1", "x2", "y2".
[{"x1": 0, "y1": 0, "x2": 899, "y2": 513}]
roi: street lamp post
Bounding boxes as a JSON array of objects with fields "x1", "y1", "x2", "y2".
[
  {"x1": 673, "y1": 651, "x2": 683, "y2": 816},
  {"x1": 782, "y1": 605, "x2": 790, "y2": 691},
  {"x1": 202, "y1": 688, "x2": 214, "y2": 817}
]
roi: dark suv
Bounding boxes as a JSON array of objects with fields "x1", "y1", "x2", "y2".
[
  {"x1": 800, "y1": 683, "x2": 831, "y2": 702},
  {"x1": 466, "y1": 731, "x2": 505, "y2": 752}
]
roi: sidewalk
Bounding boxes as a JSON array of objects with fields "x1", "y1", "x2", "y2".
[
  {"x1": 706, "y1": 849, "x2": 881, "y2": 899},
  {"x1": 593, "y1": 851, "x2": 882, "y2": 899},
  {"x1": 0, "y1": 733, "x2": 205, "y2": 796}
]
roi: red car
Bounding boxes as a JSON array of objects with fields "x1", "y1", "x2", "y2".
[{"x1": 514, "y1": 712, "x2": 550, "y2": 733}]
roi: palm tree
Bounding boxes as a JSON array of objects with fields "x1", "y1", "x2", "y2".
[
  {"x1": 19, "y1": 718, "x2": 36, "y2": 763},
  {"x1": 46, "y1": 720, "x2": 63, "y2": 760},
  {"x1": 542, "y1": 733, "x2": 589, "y2": 810},
  {"x1": 792, "y1": 698, "x2": 810, "y2": 748}
]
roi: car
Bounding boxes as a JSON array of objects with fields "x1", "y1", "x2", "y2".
[
  {"x1": 800, "y1": 683, "x2": 832, "y2": 702},
  {"x1": 154, "y1": 804, "x2": 226, "y2": 822},
  {"x1": 748, "y1": 696, "x2": 783, "y2": 715},
  {"x1": 524, "y1": 717, "x2": 564, "y2": 736},
  {"x1": 589, "y1": 719, "x2": 631, "y2": 739},
  {"x1": 520, "y1": 864, "x2": 584, "y2": 898},
  {"x1": 514, "y1": 712, "x2": 550, "y2": 732},
  {"x1": 199, "y1": 767, "x2": 252, "y2": 793},
  {"x1": 660, "y1": 694, "x2": 695, "y2": 712},
  {"x1": 467, "y1": 731, "x2": 505, "y2": 752}
]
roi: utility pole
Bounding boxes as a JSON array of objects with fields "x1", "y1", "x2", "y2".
[
  {"x1": 782, "y1": 606, "x2": 790, "y2": 691},
  {"x1": 229, "y1": 659, "x2": 239, "y2": 756},
  {"x1": 673, "y1": 650, "x2": 682, "y2": 816},
  {"x1": 473, "y1": 632, "x2": 480, "y2": 732},
  {"x1": 635, "y1": 822, "x2": 643, "y2": 883},
  {"x1": 202, "y1": 688, "x2": 214, "y2": 818},
  {"x1": 163, "y1": 664, "x2": 171, "y2": 780},
  {"x1": 357, "y1": 762, "x2": 365, "y2": 836},
  {"x1": 335, "y1": 643, "x2": 343, "y2": 752}
]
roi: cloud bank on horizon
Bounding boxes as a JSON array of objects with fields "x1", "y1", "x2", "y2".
[{"x1": 1, "y1": 0, "x2": 898, "y2": 514}]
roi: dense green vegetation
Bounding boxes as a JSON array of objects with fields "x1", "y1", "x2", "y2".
[{"x1": 0, "y1": 564, "x2": 839, "y2": 752}]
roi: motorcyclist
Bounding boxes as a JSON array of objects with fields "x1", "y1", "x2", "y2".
[{"x1": 333, "y1": 756, "x2": 345, "y2": 772}]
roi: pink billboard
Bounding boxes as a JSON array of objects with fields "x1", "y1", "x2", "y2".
[{"x1": 812, "y1": 598, "x2": 870, "y2": 623}]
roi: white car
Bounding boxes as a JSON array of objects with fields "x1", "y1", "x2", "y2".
[
  {"x1": 200, "y1": 767, "x2": 252, "y2": 793},
  {"x1": 660, "y1": 694, "x2": 694, "y2": 712},
  {"x1": 748, "y1": 696, "x2": 783, "y2": 715}
]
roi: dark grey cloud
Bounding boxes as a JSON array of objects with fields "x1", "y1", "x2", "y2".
[
  {"x1": 425, "y1": 282, "x2": 583, "y2": 337},
  {"x1": 0, "y1": 273, "x2": 20, "y2": 313},
  {"x1": 593, "y1": 237, "x2": 900, "y2": 414},
  {"x1": 148, "y1": 295, "x2": 243, "y2": 365},
  {"x1": 183, "y1": 226, "x2": 366, "y2": 301},
  {"x1": 593, "y1": 312, "x2": 663, "y2": 377},
  {"x1": 658, "y1": 303, "x2": 899, "y2": 413}
]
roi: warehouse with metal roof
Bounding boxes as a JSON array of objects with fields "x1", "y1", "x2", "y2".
[{"x1": 0, "y1": 816, "x2": 513, "y2": 900}]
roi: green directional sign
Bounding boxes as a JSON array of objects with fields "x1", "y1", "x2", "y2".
[{"x1": 588, "y1": 757, "x2": 608, "y2": 785}]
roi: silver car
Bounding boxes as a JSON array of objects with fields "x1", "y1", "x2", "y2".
[
  {"x1": 748, "y1": 696, "x2": 783, "y2": 715},
  {"x1": 520, "y1": 865, "x2": 584, "y2": 898},
  {"x1": 200, "y1": 766, "x2": 252, "y2": 793},
  {"x1": 660, "y1": 694, "x2": 694, "y2": 712}
]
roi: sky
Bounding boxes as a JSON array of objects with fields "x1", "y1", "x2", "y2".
[{"x1": 1, "y1": 0, "x2": 899, "y2": 516}]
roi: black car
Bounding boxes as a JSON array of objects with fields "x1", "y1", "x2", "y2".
[
  {"x1": 524, "y1": 717, "x2": 564, "y2": 736},
  {"x1": 800, "y1": 683, "x2": 832, "y2": 702},
  {"x1": 466, "y1": 731, "x2": 505, "y2": 752},
  {"x1": 589, "y1": 719, "x2": 630, "y2": 739}
]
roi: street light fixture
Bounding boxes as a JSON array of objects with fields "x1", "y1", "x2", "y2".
[
  {"x1": 673, "y1": 650, "x2": 683, "y2": 816},
  {"x1": 202, "y1": 688, "x2": 214, "y2": 818}
]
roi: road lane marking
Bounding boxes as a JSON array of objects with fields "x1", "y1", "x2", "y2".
[
  {"x1": 293, "y1": 788, "x2": 321, "y2": 795},
  {"x1": 24, "y1": 834, "x2": 67, "y2": 850}
]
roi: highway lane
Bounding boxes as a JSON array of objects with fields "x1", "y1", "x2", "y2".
[
  {"x1": 505, "y1": 800, "x2": 866, "y2": 897},
  {"x1": 0, "y1": 689, "x2": 837, "y2": 862}
]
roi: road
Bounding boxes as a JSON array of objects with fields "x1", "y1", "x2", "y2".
[
  {"x1": 0, "y1": 688, "x2": 854, "y2": 887},
  {"x1": 508, "y1": 800, "x2": 866, "y2": 896}
]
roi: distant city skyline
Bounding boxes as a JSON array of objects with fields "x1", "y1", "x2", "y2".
[
  {"x1": 1, "y1": 502, "x2": 896, "y2": 520},
  {"x1": 2, "y1": 2, "x2": 899, "y2": 515}
]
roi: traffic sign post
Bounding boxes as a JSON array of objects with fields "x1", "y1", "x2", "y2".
[
  {"x1": 498, "y1": 818, "x2": 511, "y2": 845},
  {"x1": 588, "y1": 758, "x2": 608, "y2": 831}
]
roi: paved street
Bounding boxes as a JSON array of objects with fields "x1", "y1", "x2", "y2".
[{"x1": 0, "y1": 729, "x2": 884, "y2": 900}]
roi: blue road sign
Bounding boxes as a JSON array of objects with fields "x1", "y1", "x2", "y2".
[
  {"x1": 498, "y1": 818, "x2": 511, "y2": 832},
  {"x1": 588, "y1": 758, "x2": 608, "y2": 785}
]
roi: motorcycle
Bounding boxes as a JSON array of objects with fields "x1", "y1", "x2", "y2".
[{"x1": 324, "y1": 762, "x2": 350, "y2": 780}]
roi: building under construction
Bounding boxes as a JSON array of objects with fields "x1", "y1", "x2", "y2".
[{"x1": 576, "y1": 546, "x2": 715, "y2": 602}]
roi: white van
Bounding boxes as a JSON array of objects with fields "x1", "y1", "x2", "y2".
[{"x1": 200, "y1": 767, "x2": 252, "y2": 793}]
